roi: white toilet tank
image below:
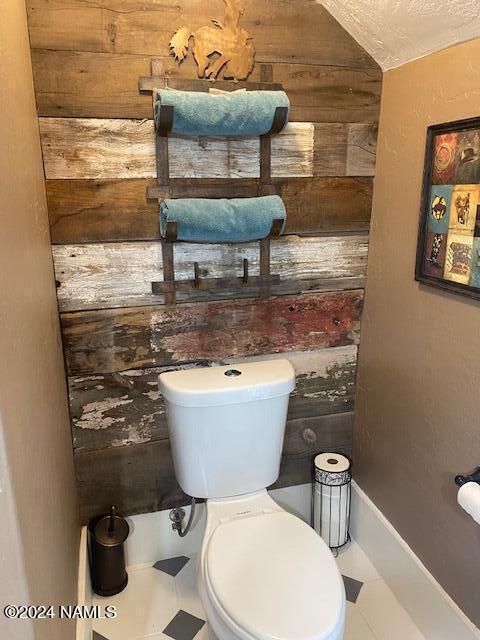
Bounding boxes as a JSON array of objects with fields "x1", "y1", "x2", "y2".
[{"x1": 159, "y1": 359, "x2": 295, "y2": 499}]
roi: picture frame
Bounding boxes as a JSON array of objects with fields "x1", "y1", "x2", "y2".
[{"x1": 415, "y1": 116, "x2": 480, "y2": 300}]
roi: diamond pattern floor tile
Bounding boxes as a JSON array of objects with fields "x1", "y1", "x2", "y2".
[
  {"x1": 90, "y1": 545, "x2": 426, "y2": 640},
  {"x1": 163, "y1": 609, "x2": 205, "y2": 640},
  {"x1": 92, "y1": 565, "x2": 179, "y2": 640},
  {"x1": 343, "y1": 574, "x2": 364, "y2": 603},
  {"x1": 153, "y1": 556, "x2": 190, "y2": 577}
]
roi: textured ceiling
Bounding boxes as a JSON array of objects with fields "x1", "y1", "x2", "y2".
[{"x1": 320, "y1": 0, "x2": 480, "y2": 70}]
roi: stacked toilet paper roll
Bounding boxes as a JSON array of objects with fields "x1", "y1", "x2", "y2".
[
  {"x1": 313, "y1": 453, "x2": 351, "y2": 549},
  {"x1": 457, "y1": 482, "x2": 480, "y2": 525}
]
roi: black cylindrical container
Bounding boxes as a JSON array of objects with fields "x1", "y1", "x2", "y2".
[{"x1": 88, "y1": 506, "x2": 129, "y2": 597}]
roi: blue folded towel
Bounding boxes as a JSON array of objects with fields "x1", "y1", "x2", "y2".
[
  {"x1": 155, "y1": 88, "x2": 290, "y2": 137},
  {"x1": 160, "y1": 196, "x2": 286, "y2": 243}
]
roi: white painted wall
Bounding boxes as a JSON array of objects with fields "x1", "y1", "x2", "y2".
[{"x1": 320, "y1": 0, "x2": 480, "y2": 70}]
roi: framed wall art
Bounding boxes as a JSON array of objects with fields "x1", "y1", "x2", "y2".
[{"x1": 416, "y1": 116, "x2": 480, "y2": 300}]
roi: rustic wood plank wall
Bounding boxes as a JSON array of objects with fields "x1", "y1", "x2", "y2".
[{"x1": 26, "y1": 0, "x2": 382, "y2": 523}]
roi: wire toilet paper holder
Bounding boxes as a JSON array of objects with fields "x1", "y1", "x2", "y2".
[
  {"x1": 312, "y1": 453, "x2": 352, "y2": 553},
  {"x1": 455, "y1": 467, "x2": 480, "y2": 487}
]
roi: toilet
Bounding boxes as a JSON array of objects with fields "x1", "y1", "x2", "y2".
[{"x1": 159, "y1": 359, "x2": 346, "y2": 640}]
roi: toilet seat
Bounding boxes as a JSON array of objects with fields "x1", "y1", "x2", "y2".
[{"x1": 204, "y1": 510, "x2": 345, "y2": 640}]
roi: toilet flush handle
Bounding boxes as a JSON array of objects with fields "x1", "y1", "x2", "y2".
[{"x1": 224, "y1": 369, "x2": 241, "y2": 377}]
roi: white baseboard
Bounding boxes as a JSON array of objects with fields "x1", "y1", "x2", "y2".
[{"x1": 350, "y1": 481, "x2": 480, "y2": 640}]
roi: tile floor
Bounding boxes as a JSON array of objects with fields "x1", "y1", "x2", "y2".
[{"x1": 92, "y1": 540, "x2": 425, "y2": 640}]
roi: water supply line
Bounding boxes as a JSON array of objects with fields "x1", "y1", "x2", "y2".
[{"x1": 170, "y1": 497, "x2": 196, "y2": 537}]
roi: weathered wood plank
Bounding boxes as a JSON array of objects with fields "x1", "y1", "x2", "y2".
[
  {"x1": 282, "y1": 65, "x2": 381, "y2": 124},
  {"x1": 75, "y1": 410, "x2": 354, "y2": 523},
  {"x1": 30, "y1": 50, "x2": 191, "y2": 118},
  {"x1": 61, "y1": 290, "x2": 363, "y2": 375},
  {"x1": 277, "y1": 178, "x2": 372, "y2": 231},
  {"x1": 28, "y1": 0, "x2": 378, "y2": 70},
  {"x1": 30, "y1": 49, "x2": 381, "y2": 123},
  {"x1": 39, "y1": 118, "x2": 314, "y2": 179},
  {"x1": 53, "y1": 235, "x2": 368, "y2": 311},
  {"x1": 272, "y1": 412, "x2": 354, "y2": 490},
  {"x1": 313, "y1": 123, "x2": 379, "y2": 178},
  {"x1": 47, "y1": 176, "x2": 373, "y2": 243},
  {"x1": 346, "y1": 123, "x2": 379, "y2": 176},
  {"x1": 70, "y1": 363, "x2": 208, "y2": 452},
  {"x1": 229, "y1": 349, "x2": 357, "y2": 421},
  {"x1": 69, "y1": 347, "x2": 357, "y2": 453},
  {"x1": 47, "y1": 179, "x2": 158, "y2": 243},
  {"x1": 27, "y1": 0, "x2": 103, "y2": 53},
  {"x1": 75, "y1": 439, "x2": 187, "y2": 524},
  {"x1": 313, "y1": 123, "x2": 347, "y2": 176}
]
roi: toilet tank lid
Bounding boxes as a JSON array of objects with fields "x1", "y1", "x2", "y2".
[{"x1": 159, "y1": 359, "x2": 295, "y2": 407}]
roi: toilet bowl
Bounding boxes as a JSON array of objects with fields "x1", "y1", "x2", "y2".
[
  {"x1": 159, "y1": 359, "x2": 346, "y2": 640},
  {"x1": 198, "y1": 491, "x2": 345, "y2": 640}
]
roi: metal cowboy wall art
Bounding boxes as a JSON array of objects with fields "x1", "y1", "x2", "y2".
[{"x1": 169, "y1": 0, "x2": 255, "y2": 80}]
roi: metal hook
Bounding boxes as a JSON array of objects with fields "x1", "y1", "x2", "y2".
[
  {"x1": 193, "y1": 262, "x2": 200, "y2": 289},
  {"x1": 243, "y1": 258, "x2": 249, "y2": 285}
]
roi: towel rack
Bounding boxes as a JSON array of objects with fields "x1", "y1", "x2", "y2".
[
  {"x1": 151, "y1": 217, "x2": 283, "y2": 296},
  {"x1": 139, "y1": 59, "x2": 287, "y2": 304}
]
